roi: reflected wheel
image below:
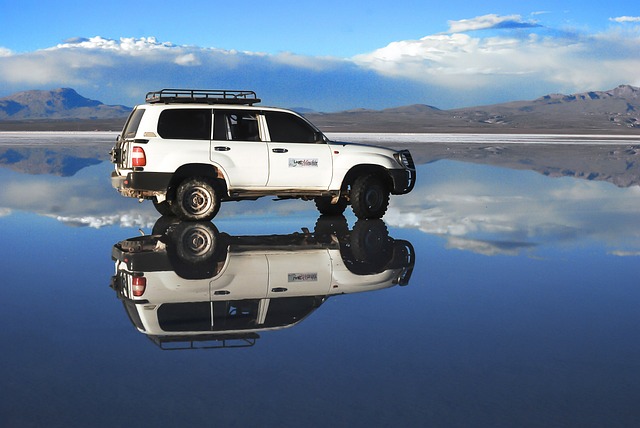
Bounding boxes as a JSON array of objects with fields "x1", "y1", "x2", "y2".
[{"x1": 314, "y1": 196, "x2": 348, "y2": 216}]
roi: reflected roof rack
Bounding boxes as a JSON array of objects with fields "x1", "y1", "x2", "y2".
[{"x1": 145, "y1": 89, "x2": 261, "y2": 105}]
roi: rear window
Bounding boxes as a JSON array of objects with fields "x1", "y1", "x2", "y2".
[
  {"x1": 122, "y1": 108, "x2": 145, "y2": 138},
  {"x1": 157, "y1": 108, "x2": 212, "y2": 140}
]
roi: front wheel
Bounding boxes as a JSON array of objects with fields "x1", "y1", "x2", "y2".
[
  {"x1": 350, "y1": 174, "x2": 390, "y2": 219},
  {"x1": 172, "y1": 177, "x2": 221, "y2": 221}
]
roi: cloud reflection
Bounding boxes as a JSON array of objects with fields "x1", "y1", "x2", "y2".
[
  {"x1": 1, "y1": 135, "x2": 639, "y2": 257},
  {"x1": 386, "y1": 160, "x2": 640, "y2": 256}
]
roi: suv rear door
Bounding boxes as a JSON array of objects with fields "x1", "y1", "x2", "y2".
[
  {"x1": 211, "y1": 110, "x2": 269, "y2": 188},
  {"x1": 112, "y1": 107, "x2": 146, "y2": 172}
]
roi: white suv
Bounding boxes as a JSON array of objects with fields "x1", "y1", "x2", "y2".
[
  {"x1": 110, "y1": 89, "x2": 416, "y2": 221},
  {"x1": 110, "y1": 218, "x2": 415, "y2": 348}
]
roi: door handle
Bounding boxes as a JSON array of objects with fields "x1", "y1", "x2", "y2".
[
  {"x1": 271, "y1": 148, "x2": 288, "y2": 153},
  {"x1": 271, "y1": 287, "x2": 288, "y2": 293},
  {"x1": 214, "y1": 146, "x2": 230, "y2": 152},
  {"x1": 214, "y1": 290, "x2": 230, "y2": 295}
]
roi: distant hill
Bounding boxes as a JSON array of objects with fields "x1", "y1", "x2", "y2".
[
  {"x1": 305, "y1": 85, "x2": 640, "y2": 134},
  {"x1": 1, "y1": 85, "x2": 639, "y2": 133},
  {"x1": 0, "y1": 88, "x2": 130, "y2": 120}
]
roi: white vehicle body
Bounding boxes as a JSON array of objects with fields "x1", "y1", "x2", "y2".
[
  {"x1": 110, "y1": 219, "x2": 414, "y2": 348},
  {"x1": 110, "y1": 89, "x2": 416, "y2": 221}
]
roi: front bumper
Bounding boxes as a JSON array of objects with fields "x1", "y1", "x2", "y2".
[{"x1": 389, "y1": 168, "x2": 416, "y2": 195}]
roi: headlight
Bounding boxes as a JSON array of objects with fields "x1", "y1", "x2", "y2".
[{"x1": 394, "y1": 151, "x2": 414, "y2": 169}]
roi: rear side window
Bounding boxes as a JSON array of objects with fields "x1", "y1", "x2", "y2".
[
  {"x1": 122, "y1": 108, "x2": 145, "y2": 138},
  {"x1": 264, "y1": 111, "x2": 317, "y2": 143},
  {"x1": 157, "y1": 109, "x2": 212, "y2": 140}
]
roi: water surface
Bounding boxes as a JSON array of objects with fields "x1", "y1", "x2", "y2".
[{"x1": 0, "y1": 132, "x2": 639, "y2": 427}]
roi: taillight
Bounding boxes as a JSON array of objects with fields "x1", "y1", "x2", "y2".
[
  {"x1": 131, "y1": 146, "x2": 146, "y2": 167},
  {"x1": 132, "y1": 276, "x2": 146, "y2": 297}
]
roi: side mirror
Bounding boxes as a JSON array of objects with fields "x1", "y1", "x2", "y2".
[{"x1": 314, "y1": 131, "x2": 326, "y2": 143}]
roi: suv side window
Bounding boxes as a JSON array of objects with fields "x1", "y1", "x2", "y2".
[
  {"x1": 157, "y1": 108, "x2": 212, "y2": 140},
  {"x1": 264, "y1": 111, "x2": 318, "y2": 143},
  {"x1": 122, "y1": 108, "x2": 145, "y2": 138},
  {"x1": 213, "y1": 111, "x2": 261, "y2": 141}
]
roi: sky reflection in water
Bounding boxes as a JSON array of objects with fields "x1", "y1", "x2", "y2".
[{"x1": 0, "y1": 134, "x2": 639, "y2": 426}]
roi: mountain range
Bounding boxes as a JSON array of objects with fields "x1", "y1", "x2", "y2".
[
  {"x1": 306, "y1": 85, "x2": 640, "y2": 134},
  {"x1": 0, "y1": 88, "x2": 130, "y2": 121},
  {"x1": 0, "y1": 85, "x2": 639, "y2": 133}
]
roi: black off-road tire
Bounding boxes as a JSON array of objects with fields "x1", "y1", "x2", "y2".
[
  {"x1": 172, "y1": 177, "x2": 221, "y2": 221},
  {"x1": 350, "y1": 174, "x2": 390, "y2": 219},
  {"x1": 350, "y1": 219, "x2": 391, "y2": 263},
  {"x1": 172, "y1": 222, "x2": 219, "y2": 263},
  {"x1": 167, "y1": 222, "x2": 221, "y2": 280}
]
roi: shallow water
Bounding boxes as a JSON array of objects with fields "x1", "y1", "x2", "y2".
[{"x1": 1, "y1": 133, "x2": 639, "y2": 426}]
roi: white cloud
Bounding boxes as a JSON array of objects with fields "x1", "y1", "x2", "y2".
[
  {"x1": 446, "y1": 14, "x2": 536, "y2": 33},
  {"x1": 53, "y1": 214, "x2": 156, "y2": 229},
  {"x1": 1, "y1": 13, "x2": 640, "y2": 110},
  {"x1": 610, "y1": 16, "x2": 640, "y2": 23},
  {"x1": 609, "y1": 250, "x2": 640, "y2": 257},
  {"x1": 52, "y1": 36, "x2": 174, "y2": 51},
  {"x1": 353, "y1": 17, "x2": 640, "y2": 97},
  {"x1": 174, "y1": 53, "x2": 200, "y2": 66}
]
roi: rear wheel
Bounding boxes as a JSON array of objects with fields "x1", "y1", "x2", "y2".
[
  {"x1": 172, "y1": 177, "x2": 221, "y2": 221},
  {"x1": 350, "y1": 174, "x2": 390, "y2": 219}
]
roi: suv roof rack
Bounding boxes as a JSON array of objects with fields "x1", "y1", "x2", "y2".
[{"x1": 146, "y1": 89, "x2": 261, "y2": 105}]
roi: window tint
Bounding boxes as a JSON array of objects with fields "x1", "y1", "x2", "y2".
[
  {"x1": 263, "y1": 296, "x2": 322, "y2": 327},
  {"x1": 157, "y1": 300, "x2": 262, "y2": 332},
  {"x1": 158, "y1": 302, "x2": 211, "y2": 331},
  {"x1": 264, "y1": 111, "x2": 318, "y2": 143},
  {"x1": 213, "y1": 111, "x2": 261, "y2": 141},
  {"x1": 157, "y1": 108, "x2": 211, "y2": 140},
  {"x1": 122, "y1": 108, "x2": 145, "y2": 138},
  {"x1": 212, "y1": 300, "x2": 260, "y2": 331}
]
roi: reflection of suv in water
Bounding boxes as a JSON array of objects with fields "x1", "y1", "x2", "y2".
[
  {"x1": 110, "y1": 217, "x2": 415, "y2": 349},
  {"x1": 110, "y1": 89, "x2": 416, "y2": 221}
]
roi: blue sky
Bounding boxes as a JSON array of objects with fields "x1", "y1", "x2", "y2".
[{"x1": 1, "y1": 0, "x2": 639, "y2": 110}]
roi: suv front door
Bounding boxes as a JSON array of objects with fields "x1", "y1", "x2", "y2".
[{"x1": 263, "y1": 111, "x2": 333, "y2": 189}]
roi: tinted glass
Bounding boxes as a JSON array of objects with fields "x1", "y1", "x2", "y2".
[
  {"x1": 265, "y1": 111, "x2": 317, "y2": 143},
  {"x1": 122, "y1": 108, "x2": 145, "y2": 138},
  {"x1": 263, "y1": 296, "x2": 321, "y2": 327},
  {"x1": 212, "y1": 300, "x2": 260, "y2": 330},
  {"x1": 213, "y1": 111, "x2": 261, "y2": 141},
  {"x1": 157, "y1": 108, "x2": 212, "y2": 140},
  {"x1": 158, "y1": 302, "x2": 211, "y2": 331}
]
